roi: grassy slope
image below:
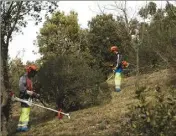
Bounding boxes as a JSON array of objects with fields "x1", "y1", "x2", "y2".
[{"x1": 9, "y1": 69, "x2": 170, "y2": 136}]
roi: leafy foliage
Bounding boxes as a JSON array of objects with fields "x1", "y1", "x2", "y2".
[
  {"x1": 114, "y1": 3, "x2": 176, "y2": 135},
  {"x1": 135, "y1": 2, "x2": 176, "y2": 73},
  {"x1": 37, "y1": 11, "x2": 80, "y2": 60},
  {"x1": 118, "y1": 86, "x2": 176, "y2": 136},
  {"x1": 9, "y1": 58, "x2": 25, "y2": 95},
  {"x1": 87, "y1": 14, "x2": 122, "y2": 75},
  {"x1": 35, "y1": 55, "x2": 109, "y2": 111}
]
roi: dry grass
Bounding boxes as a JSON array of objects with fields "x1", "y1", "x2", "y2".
[{"x1": 9, "y1": 69, "x2": 172, "y2": 136}]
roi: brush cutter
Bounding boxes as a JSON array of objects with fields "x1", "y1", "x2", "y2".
[
  {"x1": 106, "y1": 61, "x2": 130, "y2": 82},
  {"x1": 10, "y1": 92, "x2": 70, "y2": 119},
  {"x1": 106, "y1": 74, "x2": 114, "y2": 81},
  {"x1": 106, "y1": 70, "x2": 116, "y2": 82}
]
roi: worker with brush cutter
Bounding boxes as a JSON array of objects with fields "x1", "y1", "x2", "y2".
[
  {"x1": 16, "y1": 64, "x2": 40, "y2": 132},
  {"x1": 110, "y1": 45, "x2": 129, "y2": 92}
]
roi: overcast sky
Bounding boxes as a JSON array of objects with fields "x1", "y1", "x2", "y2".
[{"x1": 9, "y1": 1, "x2": 166, "y2": 64}]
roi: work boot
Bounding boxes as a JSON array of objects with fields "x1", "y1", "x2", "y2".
[
  {"x1": 115, "y1": 88, "x2": 121, "y2": 92},
  {"x1": 21, "y1": 126, "x2": 29, "y2": 132},
  {"x1": 16, "y1": 127, "x2": 22, "y2": 132}
]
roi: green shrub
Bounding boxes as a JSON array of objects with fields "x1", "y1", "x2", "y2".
[
  {"x1": 35, "y1": 55, "x2": 111, "y2": 111},
  {"x1": 118, "y1": 87, "x2": 176, "y2": 136}
]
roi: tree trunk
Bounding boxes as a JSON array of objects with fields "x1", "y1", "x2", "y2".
[
  {"x1": 135, "y1": 46, "x2": 139, "y2": 90},
  {"x1": 1, "y1": 41, "x2": 11, "y2": 136},
  {"x1": 2, "y1": 43, "x2": 10, "y2": 89},
  {"x1": 1, "y1": 67, "x2": 9, "y2": 136},
  {"x1": 1, "y1": 88, "x2": 9, "y2": 136}
]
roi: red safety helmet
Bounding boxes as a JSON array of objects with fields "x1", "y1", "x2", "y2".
[
  {"x1": 110, "y1": 46, "x2": 118, "y2": 52},
  {"x1": 26, "y1": 64, "x2": 38, "y2": 73}
]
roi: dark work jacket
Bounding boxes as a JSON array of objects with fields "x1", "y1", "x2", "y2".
[
  {"x1": 19, "y1": 73, "x2": 33, "y2": 107},
  {"x1": 115, "y1": 53, "x2": 123, "y2": 69}
]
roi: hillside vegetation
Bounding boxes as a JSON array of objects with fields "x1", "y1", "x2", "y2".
[
  {"x1": 8, "y1": 69, "x2": 176, "y2": 136},
  {"x1": 1, "y1": 1, "x2": 176, "y2": 135}
]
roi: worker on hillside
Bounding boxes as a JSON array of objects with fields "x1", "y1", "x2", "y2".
[
  {"x1": 17, "y1": 64, "x2": 40, "y2": 132},
  {"x1": 110, "y1": 46, "x2": 129, "y2": 92}
]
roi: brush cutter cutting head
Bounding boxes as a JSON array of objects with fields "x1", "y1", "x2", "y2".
[
  {"x1": 57, "y1": 108, "x2": 71, "y2": 119},
  {"x1": 58, "y1": 108, "x2": 64, "y2": 119},
  {"x1": 9, "y1": 91, "x2": 15, "y2": 101}
]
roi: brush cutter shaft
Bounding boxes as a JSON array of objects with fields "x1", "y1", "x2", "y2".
[
  {"x1": 14, "y1": 97, "x2": 31, "y2": 105},
  {"x1": 106, "y1": 74, "x2": 114, "y2": 81},
  {"x1": 32, "y1": 103, "x2": 70, "y2": 117},
  {"x1": 32, "y1": 103, "x2": 59, "y2": 112}
]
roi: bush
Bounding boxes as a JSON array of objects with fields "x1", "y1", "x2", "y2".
[
  {"x1": 9, "y1": 58, "x2": 25, "y2": 95},
  {"x1": 118, "y1": 87, "x2": 176, "y2": 136},
  {"x1": 35, "y1": 55, "x2": 111, "y2": 111}
]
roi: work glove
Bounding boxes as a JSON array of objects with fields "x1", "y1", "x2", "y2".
[{"x1": 112, "y1": 67, "x2": 117, "y2": 74}]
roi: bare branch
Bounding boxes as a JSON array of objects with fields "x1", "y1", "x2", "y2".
[
  {"x1": 6, "y1": 1, "x2": 23, "y2": 43},
  {"x1": 88, "y1": 5, "x2": 100, "y2": 15},
  {"x1": 123, "y1": 0, "x2": 129, "y2": 32},
  {"x1": 131, "y1": 4, "x2": 138, "y2": 20},
  {"x1": 114, "y1": 1, "x2": 124, "y2": 11},
  {"x1": 97, "y1": 2, "x2": 105, "y2": 15},
  {"x1": 104, "y1": 1, "x2": 130, "y2": 35},
  {"x1": 6, "y1": 1, "x2": 14, "y2": 15}
]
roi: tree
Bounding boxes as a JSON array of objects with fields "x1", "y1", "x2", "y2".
[
  {"x1": 95, "y1": 1, "x2": 145, "y2": 77},
  {"x1": 1, "y1": 1, "x2": 58, "y2": 135},
  {"x1": 87, "y1": 14, "x2": 123, "y2": 76},
  {"x1": 139, "y1": 2, "x2": 176, "y2": 70},
  {"x1": 37, "y1": 11, "x2": 80, "y2": 61}
]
